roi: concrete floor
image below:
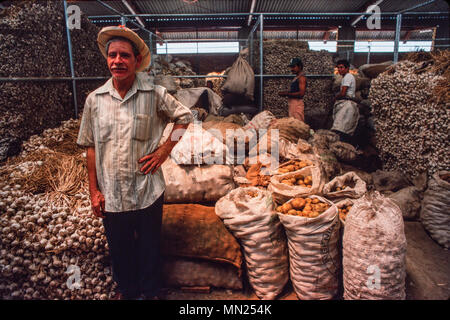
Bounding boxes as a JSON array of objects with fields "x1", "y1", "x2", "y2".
[{"x1": 159, "y1": 222, "x2": 450, "y2": 300}]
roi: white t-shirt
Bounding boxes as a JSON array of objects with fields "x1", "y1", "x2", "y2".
[{"x1": 341, "y1": 73, "x2": 356, "y2": 98}]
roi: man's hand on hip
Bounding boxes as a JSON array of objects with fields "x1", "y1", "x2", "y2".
[
  {"x1": 138, "y1": 145, "x2": 171, "y2": 175},
  {"x1": 90, "y1": 189, "x2": 106, "y2": 218}
]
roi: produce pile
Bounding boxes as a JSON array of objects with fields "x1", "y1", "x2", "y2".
[
  {"x1": 0, "y1": 0, "x2": 109, "y2": 161},
  {"x1": 254, "y1": 40, "x2": 335, "y2": 129},
  {"x1": 150, "y1": 54, "x2": 204, "y2": 91},
  {"x1": 369, "y1": 50, "x2": 450, "y2": 178},
  {"x1": 276, "y1": 197, "x2": 331, "y2": 218},
  {"x1": 0, "y1": 119, "x2": 117, "y2": 300}
]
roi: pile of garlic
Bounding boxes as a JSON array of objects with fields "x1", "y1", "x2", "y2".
[{"x1": 0, "y1": 118, "x2": 118, "y2": 300}]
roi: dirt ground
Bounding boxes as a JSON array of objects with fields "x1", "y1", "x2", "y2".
[{"x1": 159, "y1": 221, "x2": 450, "y2": 301}]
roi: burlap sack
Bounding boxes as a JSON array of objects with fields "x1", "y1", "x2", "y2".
[
  {"x1": 343, "y1": 192, "x2": 407, "y2": 300},
  {"x1": 420, "y1": 171, "x2": 450, "y2": 249},
  {"x1": 323, "y1": 171, "x2": 367, "y2": 200},
  {"x1": 221, "y1": 55, "x2": 255, "y2": 101},
  {"x1": 162, "y1": 158, "x2": 236, "y2": 203},
  {"x1": 277, "y1": 195, "x2": 340, "y2": 300},
  {"x1": 268, "y1": 166, "x2": 325, "y2": 204},
  {"x1": 215, "y1": 187, "x2": 289, "y2": 300},
  {"x1": 161, "y1": 204, "x2": 243, "y2": 289},
  {"x1": 162, "y1": 204, "x2": 242, "y2": 267},
  {"x1": 329, "y1": 141, "x2": 359, "y2": 162},
  {"x1": 162, "y1": 256, "x2": 243, "y2": 290}
]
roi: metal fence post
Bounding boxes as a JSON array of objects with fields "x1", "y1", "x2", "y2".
[
  {"x1": 259, "y1": 14, "x2": 263, "y2": 112},
  {"x1": 394, "y1": 13, "x2": 402, "y2": 63},
  {"x1": 63, "y1": 0, "x2": 78, "y2": 118}
]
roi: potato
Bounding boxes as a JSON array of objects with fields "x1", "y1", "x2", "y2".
[
  {"x1": 304, "y1": 176, "x2": 312, "y2": 184},
  {"x1": 309, "y1": 212, "x2": 319, "y2": 218},
  {"x1": 284, "y1": 165, "x2": 295, "y2": 172},
  {"x1": 291, "y1": 198, "x2": 306, "y2": 209},
  {"x1": 281, "y1": 202, "x2": 293, "y2": 213},
  {"x1": 312, "y1": 198, "x2": 320, "y2": 204},
  {"x1": 278, "y1": 168, "x2": 288, "y2": 173},
  {"x1": 287, "y1": 209, "x2": 297, "y2": 215}
]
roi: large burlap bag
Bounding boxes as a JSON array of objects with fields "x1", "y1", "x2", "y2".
[
  {"x1": 221, "y1": 54, "x2": 255, "y2": 101},
  {"x1": 215, "y1": 187, "x2": 289, "y2": 300},
  {"x1": 268, "y1": 166, "x2": 325, "y2": 204},
  {"x1": 162, "y1": 158, "x2": 236, "y2": 203},
  {"x1": 277, "y1": 195, "x2": 340, "y2": 300},
  {"x1": 420, "y1": 171, "x2": 450, "y2": 249},
  {"x1": 161, "y1": 204, "x2": 243, "y2": 289},
  {"x1": 323, "y1": 171, "x2": 367, "y2": 200},
  {"x1": 343, "y1": 192, "x2": 407, "y2": 300}
]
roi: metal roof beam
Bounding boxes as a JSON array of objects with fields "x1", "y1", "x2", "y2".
[
  {"x1": 247, "y1": 0, "x2": 257, "y2": 26},
  {"x1": 121, "y1": 0, "x2": 146, "y2": 29},
  {"x1": 398, "y1": 0, "x2": 438, "y2": 14}
]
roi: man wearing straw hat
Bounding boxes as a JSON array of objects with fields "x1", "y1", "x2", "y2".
[{"x1": 77, "y1": 25, "x2": 193, "y2": 300}]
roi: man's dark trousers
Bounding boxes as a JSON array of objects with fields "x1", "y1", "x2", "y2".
[{"x1": 103, "y1": 193, "x2": 164, "y2": 299}]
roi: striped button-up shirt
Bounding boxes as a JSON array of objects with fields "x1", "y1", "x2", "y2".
[{"x1": 77, "y1": 72, "x2": 193, "y2": 212}]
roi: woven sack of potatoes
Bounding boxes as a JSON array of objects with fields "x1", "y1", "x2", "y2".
[
  {"x1": 215, "y1": 187, "x2": 289, "y2": 300},
  {"x1": 343, "y1": 192, "x2": 407, "y2": 300},
  {"x1": 268, "y1": 166, "x2": 325, "y2": 204},
  {"x1": 323, "y1": 171, "x2": 367, "y2": 201},
  {"x1": 161, "y1": 204, "x2": 243, "y2": 289},
  {"x1": 162, "y1": 158, "x2": 235, "y2": 203},
  {"x1": 335, "y1": 198, "x2": 356, "y2": 229},
  {"x1": 276, "y1": 195, "x2": 340, "y2": 299},
  {"x1": 420, "y1": 171, "x2": 450, "y2": 249}
]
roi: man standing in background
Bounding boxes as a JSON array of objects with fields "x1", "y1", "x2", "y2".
[{"x1": 331, "y1": 59, "x2": 359, "y2": 144}]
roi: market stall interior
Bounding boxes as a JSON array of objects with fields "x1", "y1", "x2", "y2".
[{"x1": 0, "y1": 0, "x2": 449, "y2": 300}]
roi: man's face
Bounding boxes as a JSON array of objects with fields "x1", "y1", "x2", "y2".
[
  {"x1": 107, "y1": 40, "x2": 142, "y2": 81},
  {"x1": 337, "y1": 64, "x2": 349, "y2": 76},
  {"x1": 290, "y1": 65, "x2": 301, "y2": 74}
]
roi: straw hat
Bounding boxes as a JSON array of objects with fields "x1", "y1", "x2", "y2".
[{"x1": 97, "y1": 25, "x2": 150, "y2": 72}]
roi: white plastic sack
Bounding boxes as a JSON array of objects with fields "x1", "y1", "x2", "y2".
[
  {"x1": 215, "y1": 187, "x2": 289, "y2": 300},
  {"x1": 323, "y1": 171, "x2": 367, "y2": 200},
  {"x1": 162, "y1": 158, "x2": 235, "y2": 203},
  {"x1": 343, "y1": 192, "x2": 407, "y2": 300},
  {"x1": 420, "y1": 171, "x2": 450, "y2": 249},
  {"x1": 277, "y1": 195, "x2": 340, "y2": 300}
]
